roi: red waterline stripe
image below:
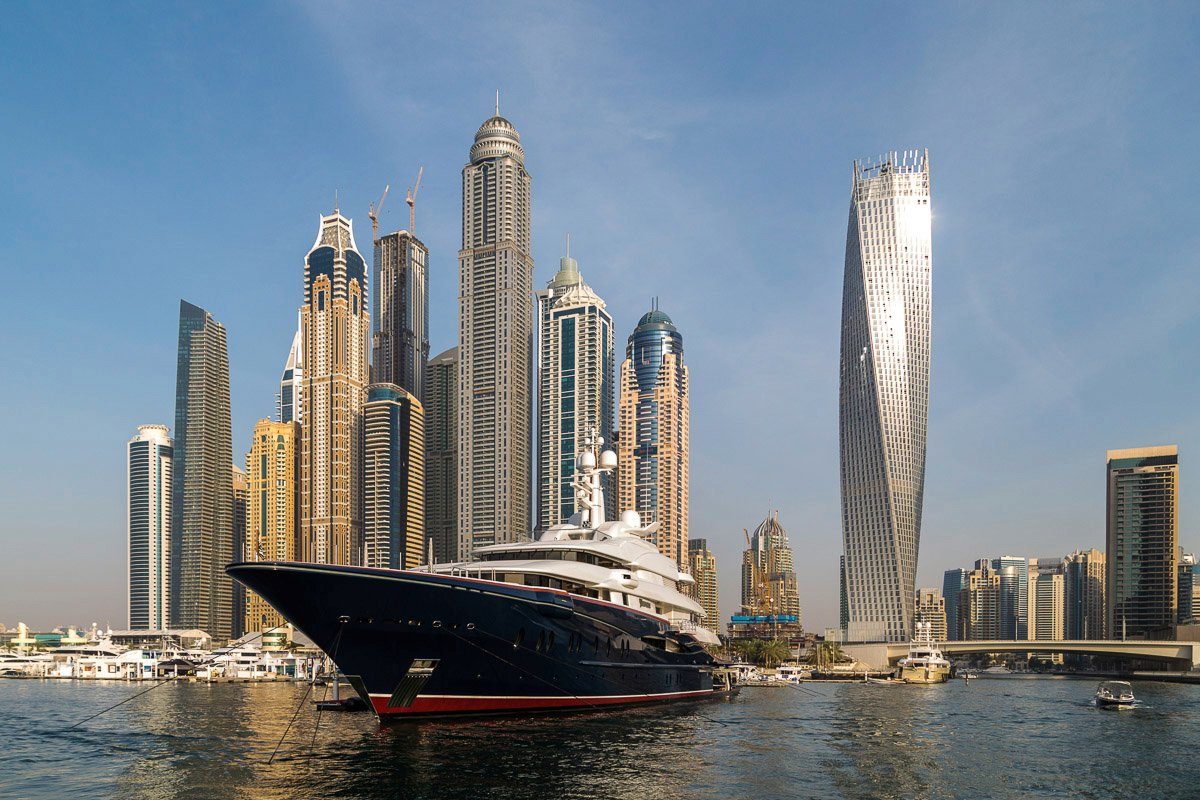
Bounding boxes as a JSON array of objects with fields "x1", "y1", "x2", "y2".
[{"x1": 371, "y1": 689, "x2": 713, "y2": 716}]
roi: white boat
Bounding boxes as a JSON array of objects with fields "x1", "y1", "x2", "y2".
[
  {"x1": 776, "y1": 663, "x2": 811, "y2": 684},
  {"x1": 897, "y1": 622, "x2": 950, "y2": 684},
  {"x1": 1094, "y1": 680, "x2": 1136, "y2": 708}
]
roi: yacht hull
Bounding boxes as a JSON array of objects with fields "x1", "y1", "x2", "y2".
[{"x1": 227, "y1": 562, "x2": 715, "y2": 718}]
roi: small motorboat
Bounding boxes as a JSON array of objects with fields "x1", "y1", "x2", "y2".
[
  {"x1": 1094, "y1": 681, "x2": 1136, "y2": 708},
  {"x1": 865, "y1": 676, "x2": 904, "y2": 686}
]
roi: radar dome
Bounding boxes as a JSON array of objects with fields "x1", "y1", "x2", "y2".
[
  {"x1": 599, "y1": 450, "x2": 617, "y2": 469},
  {"x1": 578, "y1": 451, "x2": 596, "y2": 471},
  {"x1": 620, "y1": 510, "x2": 641, "y2": 528}
]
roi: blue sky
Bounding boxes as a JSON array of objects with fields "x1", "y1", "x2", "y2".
[{"x1": 2, "y1": 3, "x2": 1199, "y2": 631}]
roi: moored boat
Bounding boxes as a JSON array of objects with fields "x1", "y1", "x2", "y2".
[
  {"x1": 897, "y1": 622, "x2": 950, "y2": 684},
  {"x1": 229, "y1": 434, "x2": 725, "y2": 719}
]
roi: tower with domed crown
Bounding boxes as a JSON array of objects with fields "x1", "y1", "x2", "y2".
[
  {"x1": 535, "y1": 239, "x2": 614, "y2": 530},
  {"x1": 616, "y1": 302, "x2": 690, "y2": 570},
  {"x1": 457, "y1": 101, "x2": 534, "y2": 557}
]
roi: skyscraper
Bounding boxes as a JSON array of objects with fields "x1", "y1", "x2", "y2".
[
  {"x1": 300, "y1": 210, "x2": 369, "y2": 566},
  {"x1": 364, "y1": 384, "x2": 426, "y2": 569},
  {"x1": 278, "y1": 325, "x2": 302, "y2": 424},
  {"x1": 913, "y1": 588, "x2": 947, "y2": 642},
  {"x1": 687, "y1": 539, "x2": 720, "y2": 634},
  {"x1": 839, "y1": 150, "x2": 933, "y2": 643},
  {"x1": 960, "y1": 561, "x2": 1001, "y2": 640},
  {"x1": 128, "y1": 425, "x2": 172, "y2": 630},
  {"x1": 425, "y1": 347, "x2": 458, "y2": 563},
  {"x1": 739, "y1": 512, "x2": 801, "y2": 622},
  {"x1": 458, "y1": 106, "x2": 533, "y2": 556},
  {"x1": 617, "y1": 306, "x2": 690, "y2": 569},
  {"x1": 993, "y1": 555, "x2": 1029, "y2": 640},
  {"x1": 372, "y1": 229, "x2": 429, "y2": 400},
  {"x1": 243, "y1": 419, "x2": 298, "y2": 634},
  {"x1": 171, "y1": 299, "x2": 234, "y2": 640},
  {"x1": 536, "y1": 243, "x2": 613, "y2": 529},
  {"x1": 1028, "y1": 558, "x2": 1065, "y2": 641},
  {"x1": 1179, "y1": 551, "x2": 1199, "y2": 624},
  {"x1": 231, "y1": 465, "x2": 247, "y2": 639},
  {"x1": 1064, "y1": 548, "x2": 1106, "y2": 639},
  {"x1": 942, "y1": 568, "x2": 968, "y2": 641},
  {"x1": 1106, "y1": 446, "x2": 1179, "y2": 638}
]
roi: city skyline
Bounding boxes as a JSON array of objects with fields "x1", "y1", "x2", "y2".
[{"x1": 4, "y1": 5, "x2": 1200, "y2": 631}]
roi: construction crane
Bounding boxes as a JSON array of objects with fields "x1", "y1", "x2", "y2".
[
  {"x1": 368, "y1": 184, "x2": 390, "y2": 241},
  {"x1": 406, "y1": 165, "x2": 423, "y2": 233}
]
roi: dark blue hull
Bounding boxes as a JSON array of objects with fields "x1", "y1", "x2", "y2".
[{"x1": 227, "y1": 562, "x2": 716, "y2": 717}]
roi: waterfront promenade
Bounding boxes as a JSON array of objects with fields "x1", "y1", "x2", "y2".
[{"x1": 4, "y1": 677, "x2": 1199, "y2": 799}]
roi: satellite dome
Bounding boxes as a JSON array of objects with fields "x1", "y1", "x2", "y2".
[{"x1": 577, "y1": 451, "x2": 596, "y2": 471}]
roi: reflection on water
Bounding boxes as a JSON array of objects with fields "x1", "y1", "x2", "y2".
[{"x1": 3, "y1": 678, "x2": 1199, "y2": 799}]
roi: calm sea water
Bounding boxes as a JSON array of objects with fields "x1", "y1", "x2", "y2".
[{"x1": 2, "y1": 677, "x2": 1198, "y2": 799}]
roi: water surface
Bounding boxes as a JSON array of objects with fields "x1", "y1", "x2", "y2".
[{"x1": 2, "y1": 677, "x2": 1196, "y2": 799}]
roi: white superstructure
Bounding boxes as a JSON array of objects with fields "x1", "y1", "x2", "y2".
[{"x1": 433, "y1": 432, "x2": 719, "y2": 646}]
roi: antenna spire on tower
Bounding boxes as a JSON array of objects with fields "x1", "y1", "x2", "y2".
[
  {"x1": 495, "y1": 89, "x2": 500, "y2": 117},
  {"x1": 565, "y1": 232, "x2": 570, "y2": 258},
  {"x1": 333, "y1": 189, "x2": 339, "y2": 214}
]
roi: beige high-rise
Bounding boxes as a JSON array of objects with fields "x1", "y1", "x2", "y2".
[
  {"x1": 687, "y1": 539, "x2": 720, "y2": 634},
  {"x1": 617, "y1": 308, "x2": 689, "y2": 569},
  {"x1": 1028, "y1": 559, "x2": 1065, "y2": 641},
  {"x1": 914, "y1": 588, "x2": 947, "y2": 641},
  {"x1": 457, "y1": 109, "x2": 533, "y2": 556},
  {"x1": 243, "y1": 419, "x2": 298, "y2": 634},
  {"x1": 300, "y1": 211, "x2": 369, "y2": 566}
]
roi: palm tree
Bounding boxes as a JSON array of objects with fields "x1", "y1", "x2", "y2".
[{"x1": 758, "y1": 639, "x2": 792, "y2": 668}]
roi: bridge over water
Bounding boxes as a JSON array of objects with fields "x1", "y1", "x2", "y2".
[{"x1": 841, "y1": 639, "x2": 1200, "y2": 671}]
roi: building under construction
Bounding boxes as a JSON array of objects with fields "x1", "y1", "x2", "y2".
[{"x1": 732, "y1": 511, "x2": 804, "y2": 646}]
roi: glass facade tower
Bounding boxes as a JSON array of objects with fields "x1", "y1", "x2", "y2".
[
  {"x1": 372, "y1": 230, "x2": 429, "y2": 402},
  {"x1": 839, "y1": 150, "x2": 933, "y2": 642},
  {"x1": 424, "y1": 347, "x2": 458, "y2": 563},
  {"x1": 171, "y1": 299, "x2": 234, "y2": 641},
  {"x1": 535, "y1": 247, "x2": 613, "y2": 529},
  {"x1": 1106, "y1": 446, "x2": 1179, "y2": 638}
]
